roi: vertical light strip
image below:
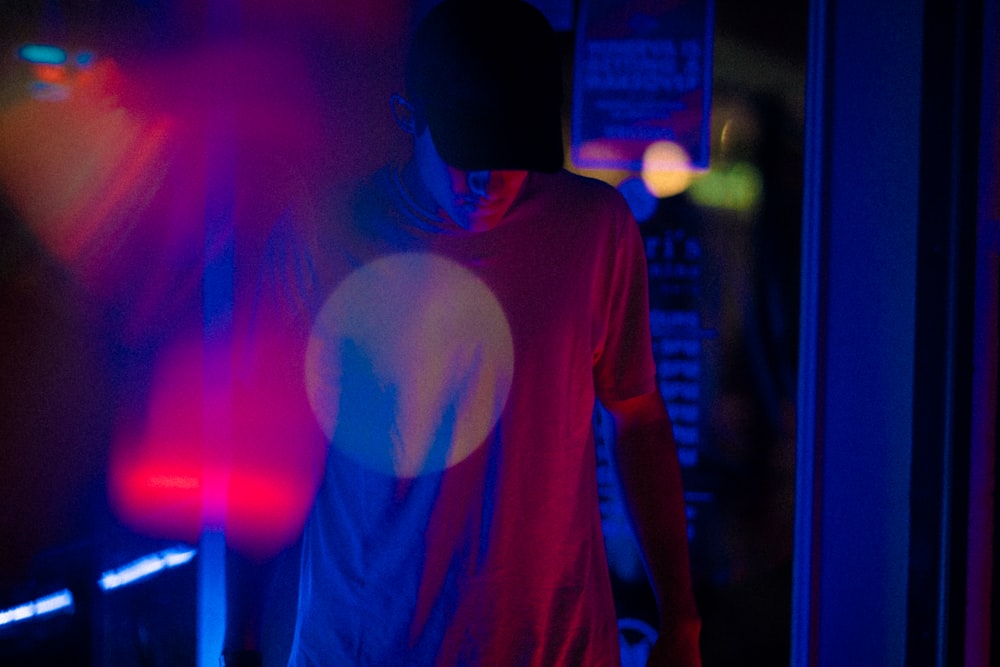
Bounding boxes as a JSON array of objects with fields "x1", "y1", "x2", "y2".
[
  {"x1": 198, "y1": 2, "x2": 240, "y2": 664},
  {"x1": 791, "y1": 0, "x2": 829, "y2": 665},
  {"x1": 198, "y1": 530, "x2": 227, "y2": 667}
]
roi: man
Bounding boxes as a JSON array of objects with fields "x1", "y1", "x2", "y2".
[{"x1": 226, "y1": 1, "x2": 701, "y2": 664}]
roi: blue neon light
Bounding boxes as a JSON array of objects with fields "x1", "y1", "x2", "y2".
[
  {"x1": 0, "y1": 546, "x2": 196, "y2": 633},
  {"x1": 0, "y1": 589, "x2": 74, "y2": 628},
  {"x1": 17, "y1": 44, "x2": 67, "y2": 65},
  {"x1": 98, "y1": 545, "x2": 198, "y2": 591}
]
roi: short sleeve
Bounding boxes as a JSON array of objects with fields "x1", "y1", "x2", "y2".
[{"x1": 592, "y1": 192, "x2": 657, "y2": 404}]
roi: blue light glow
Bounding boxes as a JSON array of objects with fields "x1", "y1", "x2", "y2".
[
  {"x1": 17, "y1": 44, "x2": 67, "y2": 65},
  {"x1": 98, "y1": 545, "x2": 197, "y2": 591},
  {"x1": 618, "y1": 617, "x2": 658, "y2": 667},
  {"x1": 75, "y1": 51, "x2": 95, "y2": 67},
  {"x1": 0, "y1": 589, "x2": 74, "y2": 628},
  {"x1": 197, "y1": 531, "x2": 226, "y2": 667},
  {"x1": 29, "y1": 81, "x2": 70, "y2": 102}
]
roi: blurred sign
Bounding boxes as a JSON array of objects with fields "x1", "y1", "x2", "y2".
[{"x1": 572, "y1": 0, "x2": 713, "y2": 170}]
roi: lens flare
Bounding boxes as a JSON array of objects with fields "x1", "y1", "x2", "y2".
[{"x1": 306, "y1": 253, "x2": 514, "y2": 478}]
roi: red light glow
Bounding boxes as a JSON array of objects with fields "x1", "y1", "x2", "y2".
[
  {"x1": 32, "y1": 64, "x2": 67, "y2": 83},
  {"x1": 109, "y1": 333, "x2": 326, "y2": 559}
]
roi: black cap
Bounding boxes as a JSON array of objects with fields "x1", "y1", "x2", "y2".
[{"x1": 404, "y1": 0, "x2": 564, "y2": 172}]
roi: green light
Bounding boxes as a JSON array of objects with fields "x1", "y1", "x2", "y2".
[{"x1": 688, "y1": 162, "x2": 763, "y2": 212}]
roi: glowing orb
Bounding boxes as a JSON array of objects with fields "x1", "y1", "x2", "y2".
[
  {"x1": 305, "y1": 253, "x2": 514, "y2": 478},
  {"x1": 641, "y1": 140, "x2": 694, "y2": 199}
]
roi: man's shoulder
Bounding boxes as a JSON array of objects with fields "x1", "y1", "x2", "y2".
[
  {"x1": 525, "y1": 169, "x2": 634, "y2": 226},
  {"x1": 538, "y1": 168, "x2": 624, "y2": 198}
]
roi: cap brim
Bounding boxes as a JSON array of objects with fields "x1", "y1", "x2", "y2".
[{"x1": 423, "y1": 104, "x2": 564, "y2": 173}]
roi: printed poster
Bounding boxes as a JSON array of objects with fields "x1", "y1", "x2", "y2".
[{"x1": 572, "y1": 0, "x2": 714, "y2": 171}]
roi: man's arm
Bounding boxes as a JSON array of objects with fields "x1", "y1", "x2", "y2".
[{"x1": 603, "y1": 389, "x2": 702, "y2": 667}]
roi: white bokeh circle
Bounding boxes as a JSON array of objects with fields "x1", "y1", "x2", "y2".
[{"x1": 305, "y1": 253, "x2": 514, "y2": 477}]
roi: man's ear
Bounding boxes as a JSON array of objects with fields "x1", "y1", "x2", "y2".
[{"x1": 391, "y1": 94, "x2": 418, "y2": 135}]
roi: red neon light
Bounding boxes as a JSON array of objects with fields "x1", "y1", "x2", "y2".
[{"x1": 109, "y1": 334, "x2": 326, "y2": 559}]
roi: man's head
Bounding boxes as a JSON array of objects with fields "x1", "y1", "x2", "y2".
[
  {"x1": 405, "y1": 122, "x2": 530, "y2": 231},
  {"x1": 402, "y1": 0, "x2": 564, "y2": 173}
]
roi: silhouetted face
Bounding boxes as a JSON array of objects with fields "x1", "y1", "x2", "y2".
[{"x1": 413, "y1": 127, "x2": 529, "y2": 232}]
